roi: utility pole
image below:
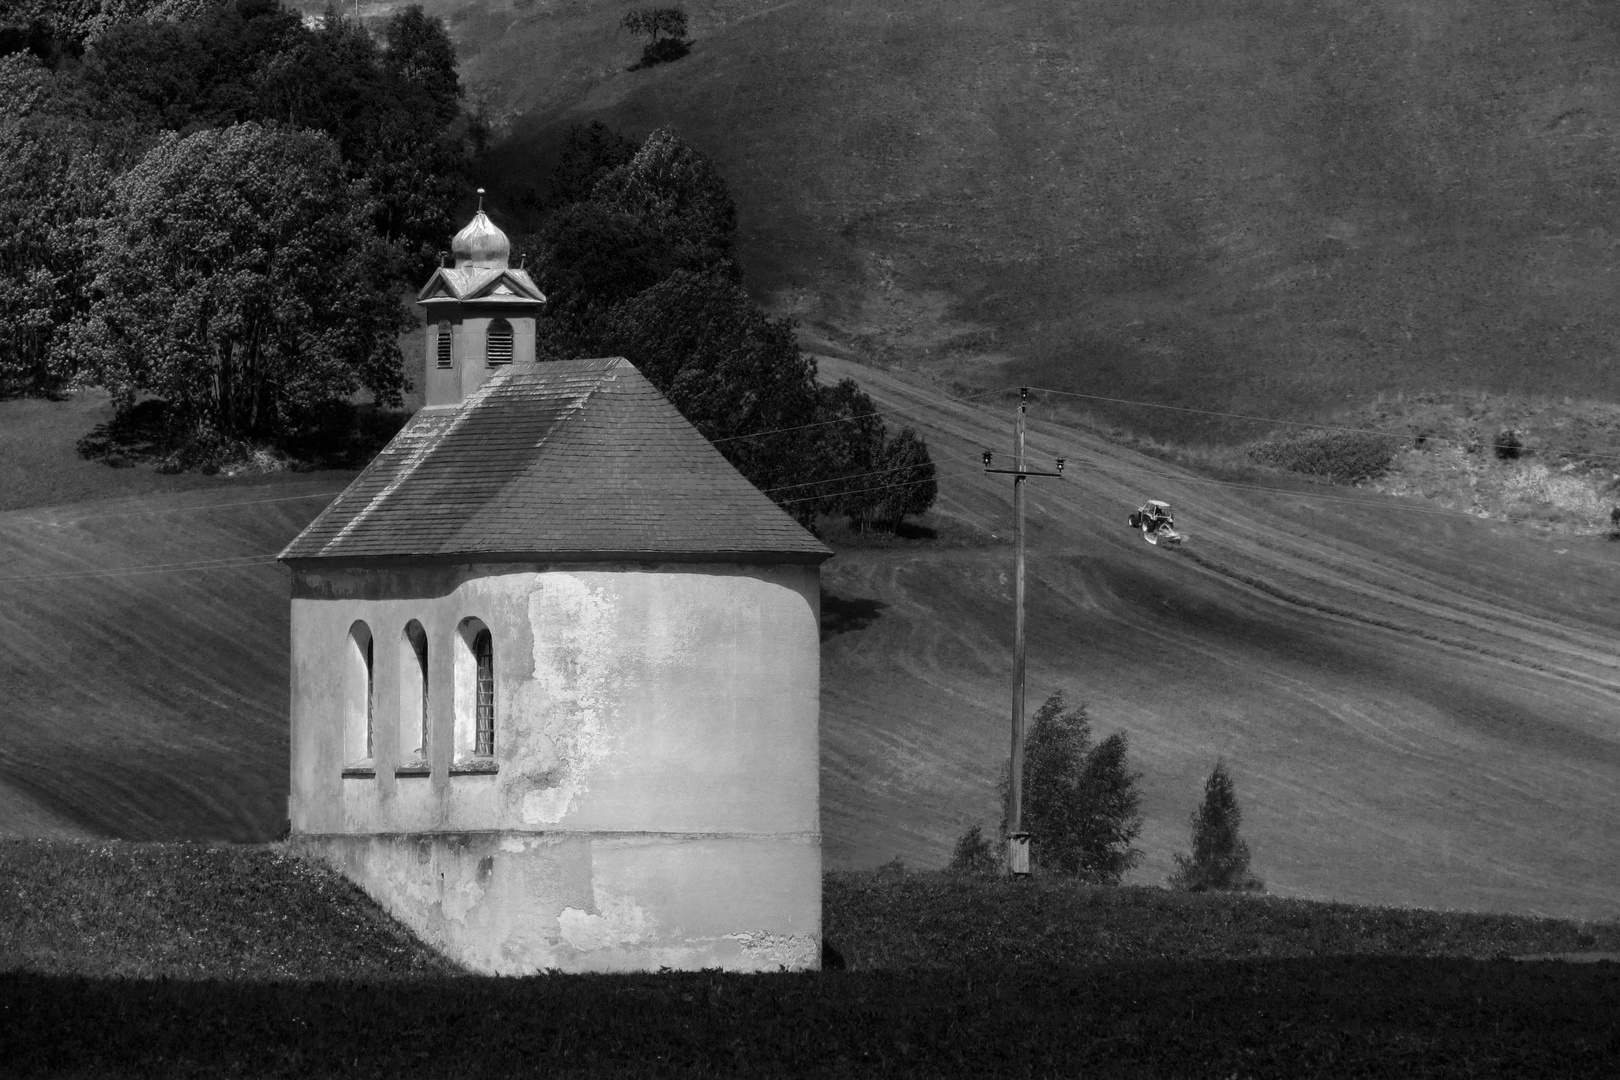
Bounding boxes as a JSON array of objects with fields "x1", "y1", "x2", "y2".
[{"x1": 983, "y1": 388, "x2": 1063, "y2": 878}]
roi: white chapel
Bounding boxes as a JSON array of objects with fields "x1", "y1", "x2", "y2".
[{"x1": 278, "y1": 208, "x2": 832, "y2": 973}]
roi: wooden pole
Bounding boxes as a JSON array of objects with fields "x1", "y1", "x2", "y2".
[{"x1": 1007, "y1": 387, "x2": 1030, "y2": 877}]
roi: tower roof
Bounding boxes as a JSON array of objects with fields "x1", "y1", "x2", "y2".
[
  {"x1": 451, "y1": 209, "x2": 510, "y2": 269},
  {"x1": 279, "y1": 358, "x2": 831, "y2": 564}
]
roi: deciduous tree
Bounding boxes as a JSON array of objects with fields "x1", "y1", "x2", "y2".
[
  {"x1": 998, "y1": 693, "x2": 1144, "y2": 883},
  {"x1": 619, "y1": 7, "x2": 689, "y2": 68},
  {"x1": 591, "y1": 126, "x2": 737, "y2": 280},
  {"x1": 64, "y1": 122, "x2": 407, "y2": 455},
  {"x1": 0, "y1": 54, "x2": 111, "y2": 395}
]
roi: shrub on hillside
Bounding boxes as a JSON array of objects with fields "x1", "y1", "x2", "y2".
[
  {"x1": 1169, "y1": 759, "x2": 1264, "y2": 892},
  {"x1": 997, "y1": 693, "x2": 1143, "y2": 883},
  {"x1": 1247, "y1": 429, "x2": 1398, "y2": 483},
  {"x1": 1494, "y1": 428, "x2": 1523, "y2": 460}
]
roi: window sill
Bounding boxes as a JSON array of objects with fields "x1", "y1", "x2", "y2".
[
  {"x1": 395, "y1": 756, "x2": 430, "y2": 778},
  {"x1": 449, "y1": 757, "x2": 498, "y2": 776},
  {"x1": 341, "y1": 758, "x2": 376, "y2": 779}
]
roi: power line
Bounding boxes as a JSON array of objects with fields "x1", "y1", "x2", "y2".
[
  {"x1": 17, "y1": 489, "x2": 346, "y2": 526},
  {"x1": 711, "y1": 385, "x2": 1010, "y2": 444},
  {"x1": 776, "y1": 466, "x2": 974, "y2": 507},
  {"x1": 0, "y1": 554, "x2": 281, "y2": 584},
  {"x1": 762, "y1": 460, "x2": 940, "y2": 495}
]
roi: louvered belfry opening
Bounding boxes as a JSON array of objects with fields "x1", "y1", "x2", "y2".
[
  {"x1": 436, "y1": 321, "x2": 452, "y2": 368},
  {"x1": 474, "y1": 629, "x2": 495, "y2": 756},
  {"x1": 485, "y1": 319, "x2": 513, "y2": 366}
]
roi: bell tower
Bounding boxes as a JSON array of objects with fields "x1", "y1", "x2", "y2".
[{"x1": 416, "y1": 191, "x2": 547, "y2": 407}]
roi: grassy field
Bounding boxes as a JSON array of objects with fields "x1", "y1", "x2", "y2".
[
  {"x1": 4, "y1": 842, "x2": 1620, "y2": 1077},
  {"x1": 6, "y1": 359, "x2": 1620, "y2": 922},
  {"x1": 304, "y1": 0, "x2": 1620, "y2": 441}
]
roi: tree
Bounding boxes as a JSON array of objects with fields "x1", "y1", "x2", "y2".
[
  {"x1": 842, "y1": 425, "x2": 938, "y2": 533},
  {"x1": 594, "y1": 269, "x2": 825, "y2": 503},
  {"x1": 63, "y1": 122, "x2": 408, "y2": 456},
  {"x1": 620, "y1": 6, "x2": 687, "y2": 44},
  {"x1": 0, "y1": 54, "x2": 113, "y2": 396},
  {"x1": 71, "y1": 1, "x2": 469, "y2": 280},
  {"x1": 619, "y1": 6, "x2": 689, "y2": 68},
  {"x1": 527, "y1": 123, "x2": 935, "y2": 529},
  {"x1": 380, "y1": 3, "x2": 460, "y2": 122},
  {"x1": 591, "y1": 126, "x2": 738, "y2": 280},
  {"x1": 548, "y1": 121, "x2": 638, "y2": 207},
  {"x1": 947, "y1": 823, "x2": 1001, "y2": 877},
  {"x1": 1169, "y1": 760, "x2": 1263, "y2": 892},
  {"x1": 997, "y1": 693, "x2": 1143, "y2": 882}
]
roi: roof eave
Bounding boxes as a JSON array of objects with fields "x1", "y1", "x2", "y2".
[{"x1": 280, "y1": 547, "x2": 834, "y2": 569}]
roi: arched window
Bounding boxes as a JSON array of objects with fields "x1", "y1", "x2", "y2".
[
  {"x1": 453, "y1": 618, "x2": 497, "y2": 770},
  {"x1": 435, "y1": 320, "x2": 452, "y2": 368},
  {"x1": 485, "y1": 318, "x2": 513, "y2": 366},
  {"x1": 345, "y1": 621, "x2": 374, "y2": 770},
  {"x1": 399, "y1": 621, "x2": 429, "y2": 768},
  {"x1": 474, "y1": 628, "x2": 495, "y2": 756}
]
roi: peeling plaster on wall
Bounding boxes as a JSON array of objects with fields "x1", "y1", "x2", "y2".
[
  {"x1": 557, "y1": 893, "x2": 654, "y2": 952},
  {"x1": 444, "y1": 875, "x2": 486, "y2": 924},
  {"x1": 519, "y1": 575, "x2": 620, "y2": 824},
  {"x1": 723, "y1": 931, "x2": 819, "y2": 969}
]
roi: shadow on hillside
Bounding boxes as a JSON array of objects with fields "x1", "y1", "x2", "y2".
[
  {"x1": 74, "y1": 399, "x2": 170, "y2": 469},
  {"x1": 820, "y1": 588, "x2": 887, "y2": 641},
  {"x1": 74, "y1": 399, "x2": 410, "y2": 473},
  {"x1": 277, "y1": 401, "x2": 411, "y2": 471}
]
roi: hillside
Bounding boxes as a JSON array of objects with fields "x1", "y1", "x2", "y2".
[
  {"x1": 4, "y1": 360, "x2": 1619, "y2": 922},
  {"x1": 314, "y1": 0, "x2": 1620, "y2": 440}
]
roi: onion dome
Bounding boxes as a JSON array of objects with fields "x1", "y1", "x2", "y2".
[{"x1": 451, "y1": 199, "x2": 510, "y2": 269}]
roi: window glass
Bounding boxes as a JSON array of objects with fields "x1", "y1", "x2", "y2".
[{"x1": 474, "y1": 629, "x2": 494, "y2": 756}]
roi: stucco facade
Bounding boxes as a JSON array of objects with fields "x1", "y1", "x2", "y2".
[{"x1": 289, "y1": 560, "x2": 823, "y2": 973}]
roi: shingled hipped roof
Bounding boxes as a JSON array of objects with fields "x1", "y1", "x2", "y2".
[{"x1": 279, "y1": 358, "x2": 831, "y2": 564}]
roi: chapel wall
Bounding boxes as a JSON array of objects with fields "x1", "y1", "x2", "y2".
[{"x1": 288, "y1": 562, "x2": 821, "y2": 839}]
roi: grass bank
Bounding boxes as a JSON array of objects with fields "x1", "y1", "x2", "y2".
[{"x1": 4, "y1": 843, "x2": 1620, "y2": 1075}]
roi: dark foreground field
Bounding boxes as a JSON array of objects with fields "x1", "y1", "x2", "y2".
[
  {"x1": 4, "y1": 842, "x2": 1620, "y2": 1077},
  {"x1": 9, "y1": 959, "x2": 1620, "y2": 1078}
]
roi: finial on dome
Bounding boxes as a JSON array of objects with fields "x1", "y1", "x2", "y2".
[{"x1": 451, "y1": 193, "x2": 509, "y2": 270}]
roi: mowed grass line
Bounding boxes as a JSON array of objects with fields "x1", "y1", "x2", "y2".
[{"x1": 4, "y1": 844, "x2": 1620, "y2": 1077}]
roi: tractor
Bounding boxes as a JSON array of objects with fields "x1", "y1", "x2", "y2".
[{"x1": 1128, "y1": 499, "x2": 1183, "y2": 546}]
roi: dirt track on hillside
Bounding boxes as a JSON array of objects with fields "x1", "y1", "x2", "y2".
[
  {"x1": 815, "y1": 359, "x2": 1620, "y2": 920},
  {"x1": 2, "y1": 365, "x2": 1618, "y2": 920}
]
